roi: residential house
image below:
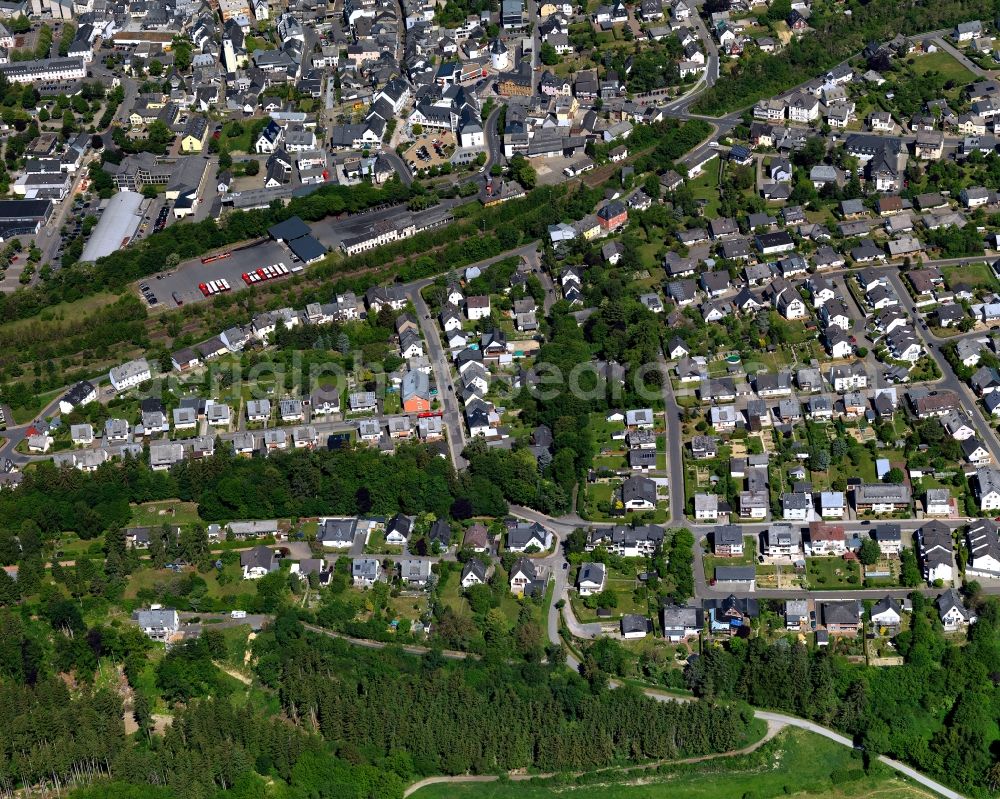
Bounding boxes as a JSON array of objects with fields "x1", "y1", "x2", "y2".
[
  {"x1": 763, "y1": 523, "x2": 802, "y2": 558},
  {"x1": 384, "y1": 514, "x2": 413, "y2": 545},
  {"x1": 871, "y1": 596, "x2": 905, "y2": 628},
  {"x1": 854, "y1": 483, "x2": 911, "y2": 514},
  {"x1": 507, "y1": 521, "x2": 553, "y2": 552},
  {"x1": 577, "y1": 562, "x2": 607, "y2": 596},
  {"x1": 806, "y1": 521, "x2": 846, "y2": 556},
  {"x1": 352, "y1": 558, "x2": 382, "y2": 587},
  {"x1": 240, "y1": 546, "x2": 277, "y2": 579},
  {"x1": 918, "y1": 520, "x2": 954, "y2": 582},
  {"x1": 509, "y1": 557, "x2": 544, "y2": 596},
  {"x1": 822, "y1": 601, "x2": 863, "y2": 635},
  {"x1": 713, "y1": 524, "x2": 744, "y2": 556},
  {"x1": 874, "y1": 524, "x2": 903, "y2": 556},
  {"x1": 660, "y1": 604, "x2": 702, "y2": 642},
  {"x1": 966, "y1": 519, "x2": 1000, "y2": 578},
  {"x1": 937, "y1": 588, "x2": 976, "y2": 630}
]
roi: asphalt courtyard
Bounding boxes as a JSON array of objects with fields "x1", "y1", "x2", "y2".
[{"x1": 147, "y1": 239, "x2": 292, "y2": 308}]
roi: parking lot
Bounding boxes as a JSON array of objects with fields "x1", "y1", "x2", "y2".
[
  {"x1": 142, "y1": 239, "x2": 293, "y2": 308},
  {"x1": 403, "y1": 131, "x2": 456, "y2": 171}
]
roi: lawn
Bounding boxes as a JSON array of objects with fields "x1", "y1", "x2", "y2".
[
  {"x1": 637, "y1": 241, "x2": 661, "y2": 270},
  {"x1": 52, "y1": 533, "x2": 104, "y2": 560},
  {"x1": 245, "y1": 35, "x2": 274, "y2": 52},
  {"x1": 942, "y1": 261, "x2": 1000, "y2": 292},
  {"x1": 806, "y1": 556, "x2": 862, "y2": 590},
  {"x1": 571, "y1": 574, "x2": 650, "y2": 622},
  {"x1": 704, "y1": 537, "x2": 757, "y2": 576},
  {"x1": 912, "y1": 50, "x2": 977, "y2": 86},
  {"x1": 820, "y1": 447, "x2": 878, "y2": 489},
  {"x1": 438, "y1": 567, "x2": 473, "y2": 618},
  {"x1": 383, "y1": 389, "x2": 402, "y2": 415},
  {"x1": 11, "y1": 387, "x2": 63, "y2": 425},
  {"x1": 130, "y1": 500, "x2": 203, "y2": 527},
  {"x1": 686, "y1": 169, "x2": 721, "y2": 218},
  {"x1": 499, "y1": 579, "x2": 550, "y2": 629},
  {"x1": 409, "y1": 728, "x2": 928, "y2": 799},
  {"x1": 123, "y1": 563, "x2": 259, "y2": 606},
  {"x1": 219, "y1": 118, "x2": 268, "y2": 154}
]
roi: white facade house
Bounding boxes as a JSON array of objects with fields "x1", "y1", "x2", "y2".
[
  {"x1": 0, "y1": 56, "x2": 87, "y2": 84},
  {"x1": 977, "y1": 466, "x2": 1000, "y2": 510},
  {"x1": 576, "y1": 562, "x2": 606, "y2": 596},
  {"x1": 967, "y1": 520, "x2": 1000, "y2": 578},
  {"x1": 109, "y1": 358, "x2": 152, "y2": 391}
]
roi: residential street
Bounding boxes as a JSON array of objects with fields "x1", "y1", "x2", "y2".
[
  {"x1": 659, "y1": 356, "x2": 686, "y2": 523},
  {"x1": 409, "y1": 280, "x2": 469, "y2": 470}
]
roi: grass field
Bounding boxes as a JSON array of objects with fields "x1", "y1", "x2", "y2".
[
  {"x1": 912, "y1": 50, "x2": 976, "y2": 86},
  {"x1": 124, "y1": 563, "x2": 258, "y2": 604},
  {"x1": 11, "y1": 387, "x2": 62, "y2": 424},
  {"x1": 0, "y1": 291, "x2": 120, "y2": 338},
  {"x1": 806, "y1": 556, "x2": 862, "y2": 590},
  {"x1": 686, "y1": 169, "x2": 721, "y2": 218},
  {"x1": 942, "y1": 261, "x2": 1000, "y2": 292},
  {"x1": 130, "y1": 500, "x2": 204, "y2": 527},
  {"x1": 409, "y1": 729, "x2": 932, "y2": 799}
]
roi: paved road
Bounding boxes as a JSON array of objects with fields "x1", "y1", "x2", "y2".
[
  {"x1": 660, "y1": 356, "x2": 686, "y2": 523},
  {"x1": 689, "y1": 0, "x2": 720, "y2": 87},
  {"x1": 381, "y1": 148, "x2": 414, "y2": 186},
  {"x1": 484, "y1": 105, "x2": 504, "y2": 172},
  {"x1": 408, "y1": 281, "x2": 469, "y2": 470}
]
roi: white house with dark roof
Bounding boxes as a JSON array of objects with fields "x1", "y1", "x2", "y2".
[
  {"x1": 937, "y1": 588, "x2": 975, "y2": 631},
  {"x1": 966, "y1": 519, "x2": 1000, "y2": 578},
  {"x1": 506, "y1": 521, "x2": 552, "y2": 552},
  {"x1": 577, "y1": 562, "x2": 606, "y2": 596}
]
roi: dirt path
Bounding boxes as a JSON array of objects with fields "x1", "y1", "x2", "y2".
[
  {"x1": 215, "y1": 662, "x2": 252, "y2": 685},
  {"x1": 402, "y1": 720, "x2": 785, "y2": 797}
]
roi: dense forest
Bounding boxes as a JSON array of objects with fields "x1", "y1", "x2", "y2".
[
  {"x1": 0, "y1": 609, "x2": 756, "y2": 799},
  {"x1": 257, "y1": 616, "x2": 756, "y2": 775},
  {"x1": 693, "y1": 0, "x2": 1000, "y2": 114},
  {"x1": 685, "y1": 594, "x2": 1000, "y2": 793}
]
